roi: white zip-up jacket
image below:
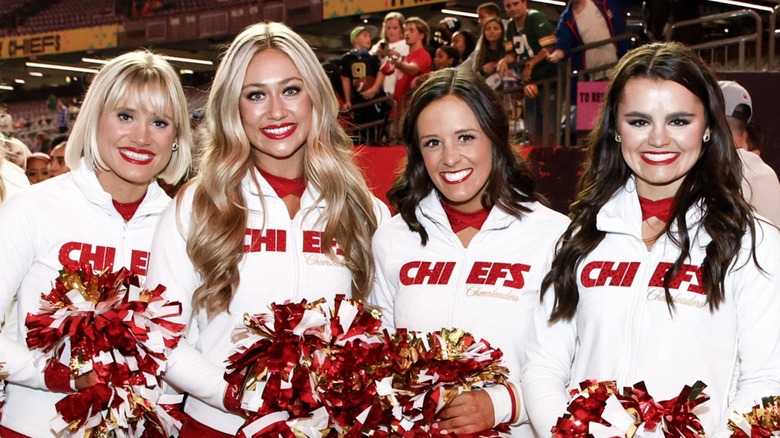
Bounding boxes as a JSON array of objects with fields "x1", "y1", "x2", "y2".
[
  {"x1": 369, "y1": 191, "x2": 569, "y2": 437},
  {"x1": 1, "y1": 160, "x2": 29, "y2": 201},
  {"x1": 145, "y1": 169, "x2": 390, "y2": 435},
  {"x1": 522, "y1": 178, "x2": 780, "y2": 438},
  {"x1": 0, "y1": 160, "x2": 171, "y2": 436}
]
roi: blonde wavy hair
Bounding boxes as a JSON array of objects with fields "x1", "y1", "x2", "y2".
[
  {"x1": 185, "y1": 21, "x2": 379, "y2": 317},
  {"x1": 0, "y1": 133, "x2": 7, "y2": 202},
  {"x1": 65, "y1": 50, "x2": 193, "y2": 184}
]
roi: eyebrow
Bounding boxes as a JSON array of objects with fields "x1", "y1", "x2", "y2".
[
  {"x1": 622, "y1": 111, "x2": 696, "y2": 119},
  {"x1": 418, "y1": 128, "x2": 478, "y2": 140},
  {"x1": 242, "y1": 77, "x2": 302, "y2": 90}
]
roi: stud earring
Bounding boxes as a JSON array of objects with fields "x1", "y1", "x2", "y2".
[
  {"x1": 614, "y1": 133, "x2": 622, "y2": 143},
  {"x1": 172, "y1": 141, "x2": 179, "y2": 152},
  {"x1": 702, "y1": 129, "x2": 711, "y2": 143}
]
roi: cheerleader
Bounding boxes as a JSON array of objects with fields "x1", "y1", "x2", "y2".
[
  {"x1": 0, "y1": 50, "x2": 193, "y2": 437},
  {"x1": 145, "y1": 22, "x2": 389, "y2": 436},
  {"x1": 522, "y1": 42, "x2": 780, "y2": 437},
  {"x1": 369, "y1": 68, "x2": 569, "y2": 437}
]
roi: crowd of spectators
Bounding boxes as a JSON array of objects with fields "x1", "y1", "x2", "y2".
[{"x1": 325, "y1": 0, "x2": 637, "y2": 146}]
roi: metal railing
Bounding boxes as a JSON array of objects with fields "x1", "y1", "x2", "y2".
[
  {"x1": 768, "y1": 5, "x2": 780, "y2": 70},
  {"x1": 494, "y1": 8, "x2": 771, "y2": 149},
  {"x1": 341, "y1": 94, "x2": 396, "y2": 146},
  {"x1": 664, "y1": 9, "x2": 763, "y2": 71}
]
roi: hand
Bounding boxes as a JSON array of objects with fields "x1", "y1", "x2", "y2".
[
  {"x1": 497, "y1": 58, "x2": 508, "y2": 77},
  {"x1": 522, "y1": 64, "x2": 533, "y2": 84},
  {"x1": 547, "y1": 49, "x2": 564, "y2": 63},
  {"x1": 340, "y1": 102, "x2": 351, "y2": 111},
  {"x1": 483, "y1": 61, "x2": 498, "y2": 74},
  {"x1": 361, "y1": 88, "x2": 378, "y2": 100},
  {"x1": 433, "y1": 390, "x2": 495, "y2": 435},
  {"x1": 74, "y1": 370, "x2": 99, "y2": 390}
]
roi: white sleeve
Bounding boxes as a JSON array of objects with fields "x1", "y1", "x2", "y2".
[
  {"x1": 145, "y1": 196, "x2": 229, "y2": 410},
  {"x1": 739, "y1": 150, "x2": 780, "y2": 227},
  {"x1": 717, "y1": 222, "x2": 780, "y2": 435},
  {"x1": 372, "y1": 197, "x2": 392, "y2": 226},
  {"x1": 0, "y1": 195, "x2": 47, "y2": 389},
  {"x1": 521, "y1": 288, "x2": 577, "y2": 437},
  {"x1": 367, "y1": 228, "x2": 397, "y2": 330}
]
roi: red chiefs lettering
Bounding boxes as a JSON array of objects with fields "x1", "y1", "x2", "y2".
[
  {"x1": 581, "y1": 260, "x2": 704, "y2": 294},
  {"x1": 302, "y1": 230, "x2": 344, "y2": 256},
  {"x1": 400, "y1": 261, "x2": 456, "y2": 285},
  {"x1": 581, "y1": 261, "x2": 640, "y2": 287},
  {"x1": 466, "y1": 261, "x2": 530, "y2": 288},
  {"x1": 400, "y1": 260, "x2": 530, "y2": 288},
  {"x1": 58, "y1": 242, "x2": 149, "y2": 275},
  {"x1": 245, "y1": 228, "x2": 287, "y2": 252},
  {"x1": 244, "y1": 228, "x2": 344, "y2": 255},
  {"x1": 648, "y1": 262, "x2": 704, "y2": 294}
]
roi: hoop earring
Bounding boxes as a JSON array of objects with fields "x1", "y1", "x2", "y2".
[
  {"x1": 702, "y1": 129, "x2": 711, "y2": 143},
  {"x1": 172, "y1": 141, "x2": 179, "y2": 152},
  {"x1": 614, "y1": 133, "x2": 622, "y2": 143}
]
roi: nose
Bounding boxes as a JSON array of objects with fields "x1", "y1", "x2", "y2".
[
  {"x1": 648, "y1": 124, "x2": 670, "y2": 147},
  {"x1": 441, "y1": 142, "x2": 461, "y2": 167},
  {"x1": 132, "y1": 123, "x2": 151, "y2": 146},
  {"x1": 267, "y1": 94, "x2": 287, "y2": 121}
]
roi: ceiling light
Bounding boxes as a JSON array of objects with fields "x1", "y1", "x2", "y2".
[
  {"x1": 0, "y1": 85, "x2": 13, "y2": 91},
  {"x1": 28, "y1": 71, "x2": 43, "y2": 77},
  {"x1": 81, "y1": 57, "x2": 108, "y2": 64},
  {"x1": 441, "y1": 9, "x2": 478, "y2": 18},
  {"x1": 84, "y1": 55, "x2": 213, "y2": 66},
  {"x1": 706, "y1": 0, "x2": 774, "y2": 12},
  {"x1": 14, "y1": 79, "x2": 25, "y2": 84},
  {"x1": 532, "y1": 0, "x2": 567, "y2": 6},
  {"x1": 180, "y1": 69, "x2": 194, "y2": 74},
  {"x1": 25, "y1": 62, "x2": 99, "y2": 74},
  {"x1": 162, "y1": 55, "x2": 213, "y2": 66}
]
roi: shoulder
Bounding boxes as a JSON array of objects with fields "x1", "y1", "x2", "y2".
[
  {"x1": 518, "y1": 202, "x2": 571, "y2": 232},
  {"x1": 374, "y1": 213, "x2": 412, "y2": 239},
  {"x1": 372, "y1": 212, "x2": 420, "y2": 252},
  {"x1": 370, "y1": 196, "x2": 392, "y2": 224},
  {"x1": 739, "y1": 149, "x2": 778, "y2": 180}
]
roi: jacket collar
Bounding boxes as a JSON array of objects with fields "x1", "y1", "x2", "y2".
[
  {"x1": 597, "y1": 177, "x2": 707, "y2": 245},
  {"x1": 71, "y1": 157, "x2": 170, "y2": 219},
  {"x1": 244, "y1": 167, "x2": 325, "y2": 210},
  {"x1": 418, "y1": 190, "x2": 518, "y2": 232}
]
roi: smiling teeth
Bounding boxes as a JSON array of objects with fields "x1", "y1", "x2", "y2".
[
  {"x1": 643, "y1": 152, "x2": 677, "y2": 162},
  {"x1": 264, "y1": 125, "x2": 293, "y2": 135},
  {"x1": 443, "y1": 169, "x2": 471, "y2": 182},
  {"x1": 122, "y1": 150, "x2": 153, "y2": 161}
]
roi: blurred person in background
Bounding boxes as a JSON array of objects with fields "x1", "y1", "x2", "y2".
[
  {"x1": 48, "y1": 141, "x2": 70, "y2": 177},
  {"x1": 719, "y1": 80, "x2": 780, "y2": 225},
  {"x1": 25, "y1": 152, "x2": 50, "y2": 184}
]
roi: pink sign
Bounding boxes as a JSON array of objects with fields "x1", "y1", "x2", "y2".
[{"x1": 576, "y1": 81, "x2": 609, "y2": 131}]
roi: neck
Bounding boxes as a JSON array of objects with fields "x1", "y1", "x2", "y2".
[
  {"x1": 95, "y1": 169, "x2": 148, "y2": 203},
  {"x1": 514, "y1": 15, "x2": 526, "y2": 28}
]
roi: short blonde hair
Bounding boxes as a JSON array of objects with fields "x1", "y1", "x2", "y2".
[{"x1": 65, "y1": 50, "x2": 192, "y2": 184}]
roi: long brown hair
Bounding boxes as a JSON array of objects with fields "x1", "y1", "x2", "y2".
[
  {"x1": 542, "y1": 42, "x2": 759, "y2": 322},
  {"x1": 388, "y1": 68, "x2": 543, "y2": 245}
]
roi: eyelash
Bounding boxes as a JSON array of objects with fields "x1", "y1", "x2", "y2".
[
  {"x1": 627, "y1": 119, "x2": 690, "y2": 127},
  {"x1": 247, "y1": 86, "x2": 302, "y2": 101}
]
